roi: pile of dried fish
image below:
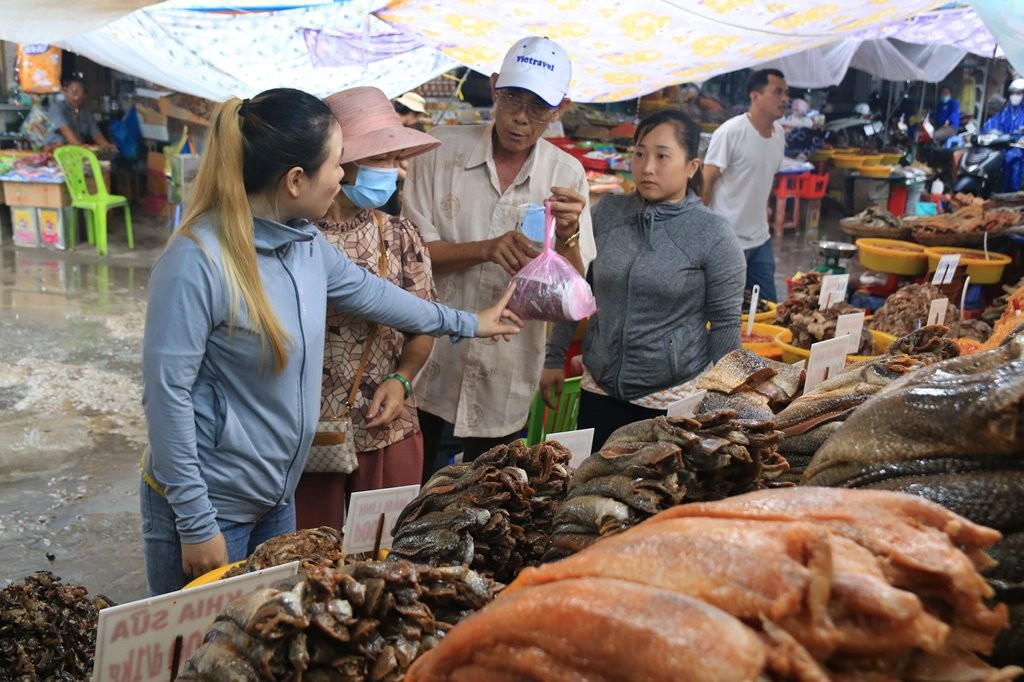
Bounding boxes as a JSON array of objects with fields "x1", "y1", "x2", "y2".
[
  {"x1": 905, "y1": 204, "x2": 1020, "y2": 241},
  {"x1": 774, "y1": 273, "x2": 873, "y2": 354},
  {"x1": 223, "y1": 526, "x2": 349, "y2": 578},
  {"x1": 803, "y1": 333, "x2": 1024, "y2": 666},
  {"x1": 544, "y1": 411, "x2": 787, "y2": 561},
  {"x1": 408, "y1": 488, "x2": 1021, "y2": 681},
  {"x1": 388, "y1": 441, "x2": 570, "y2": 583},
  {"x1": 839, "y1": 205, "x2": 906, "y2": 234},
  {"x1": 176, "y1": 560, "x2": 495, "y2": 681},
  {"x1": 0, "y1": 571, "x2": 114, "y2": 679},
  {"x1": 982, "y1": 276, "x2": 1024, "y2": 325},
  {"x1": 867, "y1": 282, "x2": 959, "y2": 338},
  {"x1": 774, "y1": 325, "x2": 960, "y2": 480},
  {"x1": 742, "y1": 287, "x2": 773, "y2": 311},
  {"x1": 696, "y1": 348, "x2": 805, "y2": 419}
]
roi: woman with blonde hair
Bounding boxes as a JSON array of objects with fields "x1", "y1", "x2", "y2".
[{"x1": 140, "y1": 88, "x2": 521, "y2": 595}]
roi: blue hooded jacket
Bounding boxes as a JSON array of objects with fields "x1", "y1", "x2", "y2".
[{"x1": 142, "y1": 214, "x2": 476, "y2": 543}]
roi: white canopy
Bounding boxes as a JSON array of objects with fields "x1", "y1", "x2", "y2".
[{"x1": 1, "y1": 0, "x2": 1014, "y2": 102}]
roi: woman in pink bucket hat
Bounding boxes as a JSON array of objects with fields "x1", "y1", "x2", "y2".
[{"x1": 295, "y1": 86, "x2": 443, "y2": 530}]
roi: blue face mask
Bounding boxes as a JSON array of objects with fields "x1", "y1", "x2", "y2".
[
  {"x1": 941, "y1": 95, "x2": 951, "y2": 103},
  {"x1": 341, "y1": 165, "x2": 399, "y2": 209}
]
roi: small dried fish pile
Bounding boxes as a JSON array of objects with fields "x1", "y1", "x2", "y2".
[
  {"x1": 982, "y1": 276, "x2": 1024, "y2": 325},
  {"x1": 388, "y1": 441, "x2": 570, "y2": 583},
  {"x1": 867, "y1": 282, "x2": 959, "y2": 338},
  {"x1": 696, "y1": 348, "x2": 806, "y2": 419},
  {"x1": 408, "y1": 488, "x2": 1021, "y2": 682},
  {"x1": 905, "y1": 204, "x2": 1021, "y2": 242},
  {"x1": 774, "y1": 273, "x2": 873, "y2": 353},
  {"x1": 840, "y1": 205, "x2": 907, "y2": 238},
  {"x1": 947, "y1": 191, "x2": 990, "y2": 210},
  {"x1": 988, "y1": 191, "x2": 1024, "y2": 209},
  {"x1": 544, "y1": 411, "x2": 786, "y2": 561},
  {"x1": 223, "y1": 526, "x2": 349, "y2": 578},
  {"x1": 743, "y1": 287, "x2": 773, "y2": 311},
  {"x1": 176, "y1": 560, "x2": 495, "y2": 682},
  {"x1": 804, "y1": 333, "x2": 1024, "y2": 665},
  {"x1": 774, "y1": 325, "x2": 960, "y2": 480},
  {"x1": 0, "y1": 571, "x2": 115, "y2": 680}
]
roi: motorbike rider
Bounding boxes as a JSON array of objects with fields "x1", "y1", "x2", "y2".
[{"x1": 981, "y1": 78, "x2": 1024, "y2": 192}]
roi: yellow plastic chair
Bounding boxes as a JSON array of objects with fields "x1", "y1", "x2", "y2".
[
  {"x1": 53, "y1": 145, "x2": 133, "y2": 256},
  {"x1": 525, "y1": 376, "x2": 582, "y2": 446}
]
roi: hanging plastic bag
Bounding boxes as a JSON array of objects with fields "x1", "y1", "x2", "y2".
[
  {"x1": 109, "y1": 105, "x2": 142, "y2": 162},
  {"x1": 506, "y1": 200, "x2": 597, "y2": 322},
  {"x1": 16, "y1": 44, "x2": 61, "y2": 94}
]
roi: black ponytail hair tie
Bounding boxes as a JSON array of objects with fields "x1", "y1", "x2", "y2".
[{"x1": 238, "y1": 98, "x2": 251, "y2": 117}]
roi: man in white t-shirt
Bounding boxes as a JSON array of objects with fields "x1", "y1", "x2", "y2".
[{"x1": 702, "y1": 69, "x2": 788, "y2": 302}]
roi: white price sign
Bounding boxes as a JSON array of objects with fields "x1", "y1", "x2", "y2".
[
  {"x1": 93, "y1": 562, "x2": 299, "y2": 682},
  {"x1": 805, "y1": 336, "x2": 849, "y2": 391},
  {"x1": 666, "y1": 389, "x2": 708, "y2": 420},
  {"x1": 545, "y1": 428, "x2": 596, "y2": 469},
  {"x1": 931, "y1": 253, "x2": 960, "y2": 285},
  {"x1": 927, "y1": 297, "x2": 949, "y2": 327},
  {"x1": 818, "y1": 274, "x2": 849, "y2": 309},
  {"x1": 834, "y1": 311, "x2": 865, "y2": 355},
  {"x1": 343, "y1": 484, "x2": 421, "y2": 556},
  {"x1": 745, "y1": 284, "x2": 760, "y2": 337}
]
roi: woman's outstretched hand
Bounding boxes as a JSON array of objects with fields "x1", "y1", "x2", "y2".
[{"x1": 476, "y1": 284, "x2": 524, "y2": 341}]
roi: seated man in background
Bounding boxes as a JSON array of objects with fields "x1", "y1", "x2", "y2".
[
  {"x1": 929, "y1": 85, "x2": 960, "y2": 144},
  {"x1": 43, "y1": 73, "x2": 113, "y2": 151}
]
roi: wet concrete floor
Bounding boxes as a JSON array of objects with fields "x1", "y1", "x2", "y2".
[{"x1": 0, "y1": 203, "x2": 843, "y2": 607}]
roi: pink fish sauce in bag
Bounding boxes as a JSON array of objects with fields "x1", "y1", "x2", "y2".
[{"x1": 506, "y1": 200, "x2": 597, "y2": 322}]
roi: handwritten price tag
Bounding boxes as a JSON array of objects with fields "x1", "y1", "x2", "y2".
[
  {"x1": 932, "y1": 253, "x2": 960, "y2": 285},
  {"x1": 546, "y1": 428, "x2": 596, "y2": 469},
  {"x1": 818, "y1": 274, "x2": 849, "y2": 310},
  {"x1": 805, "y1": 336, "x2": 848, "y2": 391},
  {"x1": 666, "y1": 389, "x2": 708, "y2": 420},
  {"x1": 745, "y1": 284, "x2": 760, "y2": 337},
  {"x1": 94, "y1": 562, "x2": 299, "y2": 682},
  {"x1": 927, "y1": 297, "x2": 949, "y2": 326},
  {"x1": 834, "y1": 311, "x2": 865, "y2": 355},
  {"x1": 343, "y1": 484, "x2": 421, "y2": 556}
]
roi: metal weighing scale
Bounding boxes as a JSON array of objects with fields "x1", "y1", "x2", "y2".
[{"x1": 812, "y1": 240, "x2": 858, "y2": 274}]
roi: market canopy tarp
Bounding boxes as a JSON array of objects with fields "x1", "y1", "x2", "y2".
[
  {"x1": 374, "y1": 0, "x2": 950, "y2": 102},
  {"x1": 0, "y1": 0, "x2": 161, "y2": 44},
  {"x1": 969, "y1": 0, "x2": 1024, "y2": 77},
  {"x1": 59, "y1": 2, "x2": 459, "y2": 101}
]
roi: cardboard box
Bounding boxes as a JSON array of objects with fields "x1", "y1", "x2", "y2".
[
  {"x1": 147, "y1": 151, "x2": 168, "y2": 196},
  {"x1": 11, "y1": 206, "x2": 39, "y2": 246},
  {"x1": 2, "y1": 180, "x2": 70, "y2": 208}
]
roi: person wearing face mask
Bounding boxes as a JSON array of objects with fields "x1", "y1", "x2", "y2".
[
  {"x1": 929, "y1": 86, "x2": 960, "y2": 145},
  {"x1": 982, "y1": 79, "x2": 1024, "y2": 192},
  {"x1": 294, "y1": 87, "x2": 444, "y2": 530}
]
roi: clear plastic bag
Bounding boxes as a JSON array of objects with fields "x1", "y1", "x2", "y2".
[{"x1": 507, "y1": 201, "x2": 597, "y2": 322}]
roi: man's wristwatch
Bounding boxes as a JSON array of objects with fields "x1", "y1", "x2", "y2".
[{"x1": 558, "y1": 228, "x2": 581, "y2": 249}]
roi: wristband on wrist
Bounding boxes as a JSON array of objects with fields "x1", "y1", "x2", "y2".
[
  {"x1": 384, "y1": 372, "x2": 412, "y2": 398},
  {"x1": 557, "y1": 227, "x2": 581, "y2": 249}
]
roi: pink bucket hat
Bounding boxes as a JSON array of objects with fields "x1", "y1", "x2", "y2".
[{"x1": 324, "y1": 86, "x2": 440, "y2": 164}]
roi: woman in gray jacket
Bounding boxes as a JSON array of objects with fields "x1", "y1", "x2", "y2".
[
  {"x1": 141, "y1": 88, "x2": 521, "y2": 595},
  {"x1": 541, "y1": 109, "x2": 745, "y2": 449}
]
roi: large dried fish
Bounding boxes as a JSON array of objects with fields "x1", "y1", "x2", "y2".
[{"x1": 696, "y1": 349, "x2": 777, "y2": 394}]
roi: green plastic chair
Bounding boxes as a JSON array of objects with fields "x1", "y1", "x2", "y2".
[
  {"x1": 53, "y1": 145, "x2": 133, "y2": 256},
  {"x1": 525, "y1": 376, "x2": 582, "y2": 446}
]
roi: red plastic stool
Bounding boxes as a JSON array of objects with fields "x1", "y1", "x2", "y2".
[
  {"x1": 769, "y1": 174, "x2": 801, "y2": 236},
  {"x1": 796, "y1": 173, "x2": 828, "y2": 199}
]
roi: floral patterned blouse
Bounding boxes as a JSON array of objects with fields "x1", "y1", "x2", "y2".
[{"x1": 315, "y1": 209, "x2": 437, "y2": 452}]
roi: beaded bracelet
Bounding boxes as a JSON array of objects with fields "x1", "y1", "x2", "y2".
[{"x1": 384, "y1": 372, "x2": 412, "y2": 398}]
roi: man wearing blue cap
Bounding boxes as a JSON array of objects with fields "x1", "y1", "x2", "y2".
[{"x1": 404, "y1": 36, "x2": 595, "y2": 480}]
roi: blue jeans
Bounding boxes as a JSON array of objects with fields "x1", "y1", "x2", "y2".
[
  {"x1": 1002, "y1": 147, "x2": 1024, "y2": 193},
  {"x1": 744, "y1": 239, "x2": 778, "y2": 303},
  {"x1": 139, "y1": 479, "x2": 296, "y2": 595}
]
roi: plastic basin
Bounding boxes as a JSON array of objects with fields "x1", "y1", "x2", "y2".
[
  {"x1": 742, "y1": 323, "x2": 787, "y2": 359},
  {"x1": 923, "y1": 246, "x2": 1012, "y2": 285},
  {"x1": 773, "y1": 328, "x2": 897, "y2": 364},
  {"x1": 856, "y1": 238, "x2": 928, "y2": 275},
  {"x1": 741, "y1": 299, "x2": 778, "y2": 324}
]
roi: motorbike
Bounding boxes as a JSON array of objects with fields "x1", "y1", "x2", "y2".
[{"x1": 951, "y1": 132, "x2": 1016, "y2": 197}]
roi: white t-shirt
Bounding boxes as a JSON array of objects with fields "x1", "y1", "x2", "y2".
[{"x1": 705, "y1": 114, "x2": 785, "y2": 250}]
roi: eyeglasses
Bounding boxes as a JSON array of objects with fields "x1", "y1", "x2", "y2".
[{"x1": 495, "y1": 90, "x2": 556, "y2": 124}]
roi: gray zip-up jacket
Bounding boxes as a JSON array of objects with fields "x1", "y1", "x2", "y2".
[
  {"x1": 142, "y1": 214, "x2": 476, "y2": 543},
  {"x1": 545, "y1": 191, "x2": 745, "y2": 401}
]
